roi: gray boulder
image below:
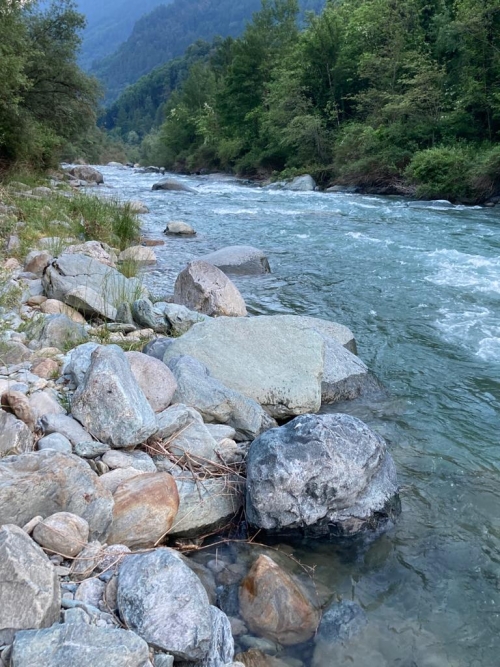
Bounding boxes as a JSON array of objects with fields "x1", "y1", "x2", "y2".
[
  {"x1": 283, "y1": 174, "x2": 316, "y2": 191},
  {"x1": 11, "y1": 623, "x2": 150, "y2": 667},
  {"x1": 164, "y1": 221, "x2": 196, "y2": 235},
  {"x1": 62, "y1": 342, "x2": 100, "y2": 386},
  {"x1": 282, "y1": 315, "x2": 356, "y2": 353},
  {"x1": 161, "y1": 303, "x2": 208, "y2": 336},
  {"x1": 125, "y1": 351, "x2": 177, "y2": 413},
  {"x1": 37, "y1": 433, "x2": 73, "y2": 454},
  {"x1": 42, "y1": 254, "x2": 143, "y2": 320},
  {"x1": 314, "y1": 600, "x2": 367, "y2": 649},
  {"x1": 181, "y1": 606, "x2": 234, "y2": 667},
  {"x1": 38, "y1": 413, "x2": 92, "y2": 445},
  {"x1": 0, "y1": 450, "x2": 113, "y2": 540},
  {"x1": 0, "y1": 524, "x2": 60, "y2": 644},
  {"x1": 163, "y1": 316, "x2": 324, "y2": 418},
  {"x1": 71, "y1": 346, "x2": 157, "y2": 448},
  {"x1": 246, "y1": 413, "x2": 399, "y2": 536},
  {"x1": 152, "y1": 178, "x2": 197, "y2": 193},
  {"x1": 37, "y1": 314, "x2": 88, "y2": 351},
  {"x1": 0, "y1": 410, "x2": 34, "y2": 457},
  {"x1": 131, "y1": 298, "x2": 169, "y2": 333},
  {"x1": 68, "y1": 166, "x2": 104, "y2": 184},
  {"x1": 155, "y1": 404, "x2": 218, "y2": 464},
  {"x1": 197, "y1": 246, "x2": 271, "y2": 275},
  {"x1": 167, "y1": 356, "x2": 275, "y2": 441},
  {"x1": 117, "y1": 548, "x2": 213, "y2": 660},
  {"x1": 169, "y1": 473, "x2": 243, "y2": 539},
  {"x1": 173, "y1": 261, "x2": 247, "y2": 318},
  {"x1": 142, "y1": 337, "x2": 171, "y2": 361}
]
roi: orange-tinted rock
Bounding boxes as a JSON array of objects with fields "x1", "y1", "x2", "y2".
[{"x1": 239, "y1": 555, "x2": 320, "y2": 646}]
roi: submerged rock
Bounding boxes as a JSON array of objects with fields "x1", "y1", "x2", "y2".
[
  {"x1": 246, "y1": 413, "x2": 399, "y2": 536},
  {"x1": 173, "y1": 261, "x2": 247, "y2": 318},
  {"x1": 0, "y1": 524, "x2": 60, "y2": 644},
  {"x1": 152, "y1": 178, "x2": 197, "y2": 193},
  {"x1": 197, "y1": 245, "x2": 271, "y2": 275},
  {"x1": 239, "y1": 554, "x2": 320, "y2": 646}
]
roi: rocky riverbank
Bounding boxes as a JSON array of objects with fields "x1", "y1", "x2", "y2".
[{"x1": 0, "y1": 166, "x2": 400, "y2": 667}]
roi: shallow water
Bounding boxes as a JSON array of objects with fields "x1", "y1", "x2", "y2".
[{"x1": 101, "y1": 166, "x2": 500, "y2": 666}]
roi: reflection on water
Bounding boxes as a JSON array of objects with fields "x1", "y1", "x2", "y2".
[{"x1": 99, "y1": 166, "x2": 500, "y2": 666}]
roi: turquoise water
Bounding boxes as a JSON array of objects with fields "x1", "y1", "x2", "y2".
[{"x1": 102, "y1": 167, "x2": 500, "y2": 666}]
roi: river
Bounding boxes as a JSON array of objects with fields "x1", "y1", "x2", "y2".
[{"x1": 100, "y1": 166, "x2": 500, "y2": 666}]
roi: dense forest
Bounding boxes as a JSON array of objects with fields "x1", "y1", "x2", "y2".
[
  {"x1": 91, "y1": 0, "x2": 326, "y2": 102},
  {"x1": 131, "y1": 0, "x2": 500, "y2": 202}
]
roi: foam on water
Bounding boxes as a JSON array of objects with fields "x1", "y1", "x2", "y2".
[{"x1": 425, "y1": 248, "x2": 500, "y2": 293}]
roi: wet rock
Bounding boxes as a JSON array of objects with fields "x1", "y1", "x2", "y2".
[
  {"x1": 38, "y1": 413, "x2": 91, "y2": 445},
  {"x1": 246, "y1": 414, "x2": 399, "y2": 536},
  {"x1": 198, "y1": 246, "x2": 270, "y2": 275},
  {"x1": 0, "y1": 524, "x2": 60, "y2": 644},
  {"x1": 154, "y1": 404, "x2": 218, "y2": 464},
  {"x1": 71, "y1": 346, "x2": 157, "y2": 448},
  {"x1": 162, "y1": 316, "x2": 324, "y2": 419},
  {"x1": 283, "y1": 175, "x2": 316, "y2": 191},
  {"x1": 169, "y1": 473, "x2": 243, "y2": 538},
  {"x1": 152, "y1": 178, "x2": 197, "y2": 193},
  {"x1": 173, "y1": 261, "x2": 247, "y2": 318},
  {"x1": 32, "y1": 512, "x2": 89, "y2": 557},
  {"x1": 107, "y1": 472, "x2": 179, "y2": 548},
  {"x1": 0, "y1": 450, "x2": 113, "y2": 540},
  {"x1": 239, "y1": 555, "x2": 319, "y2": 645},
  {"x1": 40, "y1": 299, "x2": 87, "y2": 324},
  {"x1": 68, "y1": 165, "x2": 104, "y2": 184},
  {"x1": 313, "y1": 600, "x2": 367, "y2": 661},
  {"x1": 117, "y1": 548, "x2": 212, "y2": 660},
  {"x1": 129, "y1": 201, "x2": 149, "y2": 214},
  {"x1": 37, "y1": 314, "x2": 88, "y2": 351},
  {"x1": 167, "y1": 355, "x2": 274, "y2": 441},
  {"x1": 24, "y1": 250, "x2": 53, "y2": 276},
  {"x1": 37, "y1": 433, "x2": 72, "y2": 454},
  {"x1": 125, "y1": 351, "x2": 177, "y2": 413},
  {"x1": 11, "y1": 623, "x2": 151, "y2": 667},
  {"x1": 119, "y1": 246, "x2": 156, "y2": 266},
  {"x1": 164, "y1": 220, "x2": 196, "y2": 235}
]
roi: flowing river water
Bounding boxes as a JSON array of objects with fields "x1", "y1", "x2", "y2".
[{"x1": 100, "y1": 165, "x2": 500, "y2": 666}]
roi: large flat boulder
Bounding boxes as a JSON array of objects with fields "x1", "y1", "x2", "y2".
[
  {"x1": 0, "y1": 450, "x2": 113, "y2": 540},
  {"x1": 11, "y1": 623, "x2": 150, "y2": 667},
  {"x1": 197, "y1": 246, "x2": 270, "y2": 275},
  {"x1": 42, "y1": 254, "x2": 143, "y2": 320},
  {"x1": 283, "y1": 174, "x2": 316, "y2": 191},
  {"x1": 72, "y1": 346, "x2": 157, "y2": 448},
  {"x1": 173, "y1": 261, "x2": 247, "y2": 317},
  {"x1": 246, "y1": 413, "x2": 399, "y2": 536},
  {"x1": 163, "y1": 316, "x2": 324, "y2": 418},
  {"x1": 0, "y1": 525, "x2": 60, "y2": 644},
  {"x1": 166, "y1": 355, "x2": 275, "y2": 441}
]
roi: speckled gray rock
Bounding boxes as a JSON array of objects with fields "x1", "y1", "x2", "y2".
[
  {"x1": 125, "y1": 351, "x2": 177, "y2": 413},
  {"x1": 155, "y1": 404, "x2": 218, "y2": 463},
  {"x1": 197, "y1": 246, "x2": 270, "y2": 275},
  {"x1": 37, "y1": 432, "x2": 72, "y2": 454},
  {"x1": 181, "y1": 606, "x2": 234, "y2": 667},
  {"x1": 117, "y1": 548, "x2": 212, "y2": 660},
  {"x1": 62, "y1": 342, "x2": 101, "y2": 386},
  {"x1": 173, "y1": 261, "x2": 247, "y2": 318},
  {"x1": 32, "y1": 512, "x2": 89, "y2": 557},
  {"x1": 38, "y1": 413, "x2": 92, "y2": 445},
  {"x1": 314, "y1": 600, "x2": 367, "y2": 655},
  {"x1": 131, "y1": 298, "x2": 160, "y2": 330},
  {"x1": 37, "y1": 314, "x2": 88, "y2": 351},
  {"x1": 71, "y1": 346, "x2": 157, "y2": 448},
  {"x1": 101, "y1": 449, "x2": 156, "y2": 472},
  {"x1": 283, "y1": 174, "x2": 316, "y2": 191},
  {"x1": 163, "y1": 317, "x2": 324, "y2": 418},
  {"x1": 0, "y1": 451, "x2": 113, "y2": 540},
  {"x1": 75, "y1": 577, "x2": 106, "y2": 607},
  {"x1": 280, "y1": 315, "x2": 356, "y2": 354},
  {"x1": 167, "y1": 356, "x2": 275, "y2": 441},
  {"x1": 246, "y1": 414, "x2": 399, "y2": 536},
  {"x1": 74, "y1": 441, "x2": 110, "y2": 458},
  {"x1": 142, "y1": 337, "x2": 171, "y2": 361},
  {"x1": 42, "y1": 254, "x2": 143, "y2": 320},
  {"x1": 11, "y1": 623, "x2": 151, "y2": 667},
  {"x1": 0, "y1": 410, "x2": 34, "y2": 457},
  {"x1": 162, "y1": 303, "x2": 207, "y2": 336},
  {"x1": 0, "y1": 524, "x2": 60, "y2": 644},
  {"x1": 168, "y1": 473, "x2": 243, "y2": 539}
]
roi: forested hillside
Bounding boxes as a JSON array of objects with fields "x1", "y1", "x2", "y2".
[
  {"x1": 0, "y1": 0, "x2": 100, "y2": 170},
  {"x1": 76, "y1": 0, "x2": 173, "y2": 70},
  {"x1": 92, "y1": 0, "x2": 325, "y2": 102},
  {"x1": 138, "y1": 0, "x2": 500, "y2": 203}
]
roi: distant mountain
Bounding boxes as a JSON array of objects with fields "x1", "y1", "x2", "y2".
[
  {"x1": 92, "y1": 0, "x2": 325, "y2": 102},
  {"x1": 75, "y1": 0, "x2": 173, "y2": 70}
]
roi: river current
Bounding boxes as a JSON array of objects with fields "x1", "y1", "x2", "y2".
[{"x1": 100, "y1": 166, "x2": 500, "y2": 666}]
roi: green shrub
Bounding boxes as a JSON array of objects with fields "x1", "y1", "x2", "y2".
[{"x1": 405, "y1": 145, "x2": 474, "y2": 201}]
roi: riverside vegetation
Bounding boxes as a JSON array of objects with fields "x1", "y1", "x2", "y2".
[
  {"x1": 105, "y1": 0, "x2": 500, "y2": 203},
  {"x1": 0, "y1": 164, "x2": 402, "y2": 667}
]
